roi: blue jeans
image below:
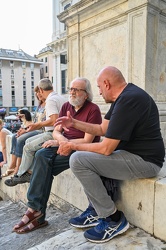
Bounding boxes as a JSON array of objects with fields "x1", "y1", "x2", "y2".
[
  {"x1": 27, "y1": 147, "x2": 73, "y2": 222},
  {"x1": 10, "y1": 131, "x2": 41, "y2": 158}
]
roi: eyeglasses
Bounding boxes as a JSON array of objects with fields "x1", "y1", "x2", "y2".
[{"x1": 68, "y1": 87, "x2": 87, "y2": 93}]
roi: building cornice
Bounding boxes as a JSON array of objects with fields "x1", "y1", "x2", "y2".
[
  {"x1": 0, "y1": 56, "x2": 42, "y2": 64},
  {"x1": 58, "y1": 0, "x2": 145, "y2": 24},
  {"x1": 58, "y1": 0, "x2": 166, "y2": 24}
]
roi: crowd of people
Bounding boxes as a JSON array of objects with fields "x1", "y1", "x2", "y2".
[{"x1": 0, "y1": 68, "x2": 165, "y2": 243}]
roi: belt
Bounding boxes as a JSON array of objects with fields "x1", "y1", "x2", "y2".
[{"x1": 46, "y1": 130, "x2": 54, "y2": 132}]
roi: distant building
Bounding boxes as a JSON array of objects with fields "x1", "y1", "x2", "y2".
[
  {"x1": 37, "y1": 1, "x2": 80, "y2": 95},
  {"x1": 0, "y1": 48, "x2": 42, "y2": 114},
  {"x1": 36, "y1": 46, "x2": 53, "y2": 82}
]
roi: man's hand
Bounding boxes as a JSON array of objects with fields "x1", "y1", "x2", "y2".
[
  {"x1": 54, "y1": 111, "x2": 73, "y2": 131},
  {"x1": 57, "y1": 141, "x2": 73, "y2": 156},
  {"x1": 26, "y1": 123, "x2": 40, "y2": 132},
  {"x1": 42, "y1": 140, "x2": 59, "y2": 148}
]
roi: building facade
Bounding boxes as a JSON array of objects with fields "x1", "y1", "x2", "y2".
[
  {"x1": 37, "y1": 1, "x2": 80, "y2": 94},
  {"x1": 0, "y1": 48, "x2": 42, "y2": 114},
  {"x1": 36, "y1": 46, "x2": 53, "y2": 82},
  {"x1": 38, "y1": 0, "x2": 80, "y2": 94}
]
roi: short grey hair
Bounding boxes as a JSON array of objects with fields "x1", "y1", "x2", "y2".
[
  {"x1": 70, "y1": 77, "x2": 93, "y2": 102},
  {"x1": 38, "y1": 78, "x2": 53, "y2": 91}
]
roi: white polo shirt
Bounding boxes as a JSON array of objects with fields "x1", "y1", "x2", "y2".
[{"x1": 44, "y1": 91, "x2": 66, "y2": 132}]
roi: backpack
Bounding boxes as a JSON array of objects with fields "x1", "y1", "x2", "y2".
[{"x1": 100, "y1": 176, "x2": 119, "y2": 202}]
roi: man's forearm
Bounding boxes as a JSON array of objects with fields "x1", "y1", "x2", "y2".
[
  {"x1": 53, "y1": 131, "x2": 68, "y2": 143},
  {"x1": 67, "y1": 141, "x2": 106, "y2": 155},
  {"x1": 72, "y1": 119, "x2": 102, "y2": 136},
  {"x1": 39, "y1": 114, "x2": 59, "y2": 129},
  {"x1": 39, "y1": 120, "x2": 54, "y2": 128}
]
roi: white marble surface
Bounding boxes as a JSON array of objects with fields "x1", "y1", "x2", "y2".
[
  {"x1": 28, "y1": 227, "x2": 166, "y2": 250},
  {"x1": 154, "y1": 177, "x2": 166, "y2": 241}
]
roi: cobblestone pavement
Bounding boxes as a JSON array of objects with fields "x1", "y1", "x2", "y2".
[
  {"x1": 0, "y1": 199, "x2": 166, "y2": 250},
  {"x1": 0, "y1": 199, "x2": 80, "y2": 250}
]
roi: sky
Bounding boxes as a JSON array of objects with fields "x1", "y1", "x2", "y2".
[{"x1": 0, "y1": 0, "x2": 52, "y2": 56}]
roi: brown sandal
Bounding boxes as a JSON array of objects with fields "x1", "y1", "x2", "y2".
[
  {"x1": 16, "y1": 219, "x2": 48, "y2": 234},
  {"x1": 12, "y1": 209, "x2": 43, "y2": 232}
]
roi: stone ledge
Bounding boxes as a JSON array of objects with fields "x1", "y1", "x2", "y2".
[
  {"x1": 0, "y1": 135, "x2": 166, "y2": 242},
  {"x1": 50, "y1": 163, "x2": 166, "y2": 242}
]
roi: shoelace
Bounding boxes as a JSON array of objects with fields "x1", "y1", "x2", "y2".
[
  {"x1": 96, "y1": 218, "x2": 122, "y2": 240},
  {"x1": 96, "y1": 218, "x2": 110, "y2": 231}
]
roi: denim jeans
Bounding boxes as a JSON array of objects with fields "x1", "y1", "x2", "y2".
[
  {"x1": 27, "y1": 147, "x2": 73, "y2": 222},
  {"x1": 17, "y1": 132, "x2": 53, "y2": 176},
  {"x1": 69, "y1": 150, "x2": 161, "y2": 218},
  {"x1": 10, "y1": 131, "x2": 42, "y2": 158}
]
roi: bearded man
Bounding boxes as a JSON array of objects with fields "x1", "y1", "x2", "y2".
[{"x1": 11, "y1": 77, "x2": 102, "y2": 234}]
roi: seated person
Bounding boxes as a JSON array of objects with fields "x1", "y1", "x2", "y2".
[
  {"x1": 12, "y1": 77, "x2": 102, "y2": 234},
  {"x1": 56, "y1": 66, "x2": 165, "y2": 243},
  {"x1": 2, "y1": 109, "x2": 32, "y2": 177},
  {"x1": 0, "y1": 119, "x2": 12, "y2": 178},
  {"x1": 4, "y1": 78, "x2": 65, "y2": 185}
]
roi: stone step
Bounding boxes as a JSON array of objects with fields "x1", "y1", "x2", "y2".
[
  {"x1": 1, "y1": 161, "x2": 166, "y2": 243},
  {"x1": 116, "y1": 164, "x2": 166, "y2": 241},
  {"x1": 49, "y1": 159, "x2": 166, "y2": 242},
  {"x1": 28, "y1": 227, "x2": 166, "y2": 250}
]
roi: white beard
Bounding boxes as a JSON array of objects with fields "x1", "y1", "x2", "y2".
[{"x1": 69, "y1": 95, "x2": 85, "y2": 107}]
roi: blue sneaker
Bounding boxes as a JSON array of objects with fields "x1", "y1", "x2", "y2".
[
  {"x1": 84, "y1": 211, "x2": 129, "y2": 243},
  {"x1": 69, "y1": 207, "x2": 99, "y2": 228}
]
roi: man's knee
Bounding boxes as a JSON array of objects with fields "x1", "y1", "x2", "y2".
[
  {"x1": 69, "y1": 152, "x2": 86, "y2": 172},
  {"x1": 24, "y1": 137, "x2": 39, "y2": 151},
  {"x1": 35, "y1": 148, "x2": 47, "y2": 159},
  {"x1": 26, "y1": 137, "x2": 32, "y2": 144},
  {"x1": 23, "y1": 142, "x2": 31, "y2": 152}
]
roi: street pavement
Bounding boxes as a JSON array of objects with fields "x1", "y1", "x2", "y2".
[{"x1": 0, "y1": 199, "x2": 166, "y2": 250}]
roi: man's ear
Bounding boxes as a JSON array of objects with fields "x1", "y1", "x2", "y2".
[
  {"x1": 104, "y1": 80, "x2": 111, "y2": 89},
  {"x1": 39, "y1": 88, "x2": 44, "y2": 93},
  {"x1": 84, "y1": 93, "x2": 88, "y2": 100}
]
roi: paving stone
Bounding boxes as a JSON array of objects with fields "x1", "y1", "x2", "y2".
[
  {"x1": 0, "y1": 199, "x2": 79, "y2": 250},
  {"x1": 0, "y1": 200, "x2": 166, "y2": 250}
]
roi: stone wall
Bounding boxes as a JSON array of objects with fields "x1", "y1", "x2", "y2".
[{"x1": 58, "y1": 0, "x2": 166, "y2": 146}]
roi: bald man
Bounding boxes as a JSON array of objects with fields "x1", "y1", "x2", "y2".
[{"x1": 56, "y1": 66, "x2": 165, "y2": 243}]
